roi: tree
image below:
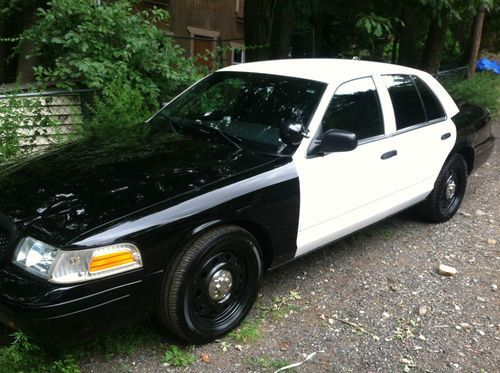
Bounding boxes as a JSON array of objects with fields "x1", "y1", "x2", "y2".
[
  {"x1": 244, "y1": 0, "x2": 296, "y2": 61},
  {"x1": 20, "y1": 0, "x2": 199, "y2": 106},
  {"x1": 16, "y1": 1, "x2": 41, "y2": 82},
  {"x1": 421, "y1": 9, "x2": 451, "y2": 73},
  {"x1": 467, "y1": 2, "x2": 486, "y2": 76}
]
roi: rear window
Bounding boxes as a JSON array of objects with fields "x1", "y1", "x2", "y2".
[
  {"x1": 415, "y1": 78, "x2": 445, "y2": 121},
  {"x1": 382, "y1": 75, "x2": 426, "y2": 130}
]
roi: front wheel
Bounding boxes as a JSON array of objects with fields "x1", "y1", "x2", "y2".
[
  {"x1": 419, "y1": 153, "x2": 468, "y2": 223},
  {"x1": 158, "y1": 225, "x2": 263, "y2": 343}
]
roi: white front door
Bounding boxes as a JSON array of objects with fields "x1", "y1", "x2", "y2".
[{"x1": 294, "y1": 76, "x2": 401, "y2": 256}]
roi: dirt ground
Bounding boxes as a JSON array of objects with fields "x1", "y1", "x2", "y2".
[{"x1": 2, "y1": 124, "x2": 499, "y2": 373}]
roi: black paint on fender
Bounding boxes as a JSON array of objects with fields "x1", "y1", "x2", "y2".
[{"x1": 0, "y1": 132, "x2": 300, "y2": 344}]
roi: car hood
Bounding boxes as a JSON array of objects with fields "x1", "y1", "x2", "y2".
[{"x1": 0, "y1": 133, "x2": 278, "y2": 244}]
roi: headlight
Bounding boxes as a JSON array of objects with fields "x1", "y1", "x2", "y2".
[{"x1": 13, "y1": 237, "x2": 143, "y2": 284}]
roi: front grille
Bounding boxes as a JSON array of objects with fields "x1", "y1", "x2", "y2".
[{"x1": 0, "y1": 227, "x2": 9, "y2": 261}]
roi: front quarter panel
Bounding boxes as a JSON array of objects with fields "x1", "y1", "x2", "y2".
[{"x1": 68, "y1": 160, "x2": 300, "y2": 272}]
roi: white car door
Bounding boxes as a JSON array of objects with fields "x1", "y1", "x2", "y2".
[
  {"x1": 380, "y1": 74, "x2": 457, "y2": 197},
  {"x1": 294, "y1": 77, "x2": 402, "y2": 256}
]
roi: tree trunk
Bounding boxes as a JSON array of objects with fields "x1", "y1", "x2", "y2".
[
  {"x1": 467, "y1": 3, "x2": 486, "y2": 77},
  {"x1": 421, "y1": 11, "x2": 450, "y2": 74},
  {"x1": 0, "y1": 23, "x2": 6, "y2": 80},
  {"x1": 244, "y1": 0, "x2": 271, "y2": 62},
  {"x1": 269, "y1": 0, "x2": 295, "y2": 59},
  {"x1": 16, "y1": 2, "x2": 40, "y2": 83},
  {"x1": 398, "y1": 1, "x2": 419, "y2": 67}
]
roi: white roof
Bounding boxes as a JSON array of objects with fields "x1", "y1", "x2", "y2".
[{"x1": 220, "y1": 58, "x2": 424, "y2": 84}]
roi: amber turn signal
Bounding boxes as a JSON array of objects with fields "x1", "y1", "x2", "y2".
[{"x1": 89, "y1": 250, "x2": 136, "y2": 273}]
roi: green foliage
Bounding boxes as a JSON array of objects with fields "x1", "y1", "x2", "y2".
[
  {"x1": 22, "y1": 0, "x2": 200, "y2": 108},
  {"x1": 245, "y1": 355, "x2": 291, "y2": 370},
  {"x1": 227, "y1": 319, "x2": 262, "y2": 343},
  {"x1": 0, "y1": 331, "x2": 80, "y2": 373},
  {"x1": 442, "y1": 73, "x2": 500, "y2": 117},
  {"x1": 162, "y1": 345, "x2": 197, "y2": 367},
  {"x1": 79, "y1": 78, "x2": 150, "y2": 140},
  {"x1": 356, "y1": 13, "x2": 394, "y2": 38}
]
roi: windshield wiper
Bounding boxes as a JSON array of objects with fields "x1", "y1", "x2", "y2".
[{"x1": 190, "y1": 120, "x2": 242, "y2": 150}]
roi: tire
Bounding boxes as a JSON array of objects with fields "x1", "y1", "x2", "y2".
[
  {"x1": 158, "y1": 225, "x2": 263, "y2": 343},
  {"x1": 419, "y1": 153, "x2": 468, "y2": 223}
]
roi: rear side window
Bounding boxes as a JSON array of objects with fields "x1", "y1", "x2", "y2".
[
  {"x1": 382, "y1": 75, "x2": 426, "y2": 130},
  {"x1": 415, "y1": 78, "x2": 445, "y2": 121},
  {"x1": 321, "y1": 77, "x2": 383, "y2": 140}
]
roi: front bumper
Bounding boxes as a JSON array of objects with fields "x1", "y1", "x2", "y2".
[{"x1": 0, "y1": 264, "x2": 163, "y2": 345}]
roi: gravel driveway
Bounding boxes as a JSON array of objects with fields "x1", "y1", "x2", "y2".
[{"x1": 3, "y1": 124, "x2": 499, "y2": 373}]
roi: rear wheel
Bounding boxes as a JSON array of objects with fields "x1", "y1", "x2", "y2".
[
  {"x1": 158, "y1": 225, "x2": 262, "y2": 343},
  {"x1": 419, "y1": 153, "x2": 468, "y2": 222}
]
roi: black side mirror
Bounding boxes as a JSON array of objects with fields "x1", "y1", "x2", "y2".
[
  {"x1": 280, "y1": 123, "x2": 308, "y2": 146},
  {"x1": 319, "y1": 129, "x2": 358, "y2": 153}
]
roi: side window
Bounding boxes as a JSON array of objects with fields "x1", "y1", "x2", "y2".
[
  {"x1": 321, "y1": 77, "x2": 383, "y2": 140},
  {"x1": 382, "y1": 75, "x2": 426, "y2": 130},
  {"x1": 415, "y1": 77, "x2": 445, "y2": 121}
]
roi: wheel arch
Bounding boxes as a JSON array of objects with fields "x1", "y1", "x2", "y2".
[
  {"x1": 188, "y1": 219, "x2": 275, "y2": 270},
  {"x1": 455, "y1": 146, "x2": 475, "y2": 175}
]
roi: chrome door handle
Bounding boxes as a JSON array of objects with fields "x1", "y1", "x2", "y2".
[{"x1": 381, "y1": 150, "x2": 397, "y2": 160}]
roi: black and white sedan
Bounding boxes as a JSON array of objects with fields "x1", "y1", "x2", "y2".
[{"x1": 0, "y1": 59, "x2": 494, "y2": 344}]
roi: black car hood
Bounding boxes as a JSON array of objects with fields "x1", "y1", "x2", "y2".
[{"x1": 0, "y1": 133, "x2": 279, "y2": 244}]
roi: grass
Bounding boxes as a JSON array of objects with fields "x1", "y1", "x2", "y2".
[
  {"x1": 258, "y1": 290, "x2": 302, "y2": 322},
  {"x1": 162, "y1": 345, "x2": 197, "y2": 367},
  {"x1": 245, "y1": 354, "x2": 291, "y2": 370},
  {"x1": 227, "y1": 318, "x2": 262, "y2": 343},
  {"x1": 0, "y1": 321, "x2": 162, "y2": 373},
  {"x1": 0, "y1": 331, "x2": 80, "y2": 373},
  {"x1": 393, "y1": 317, "x2": 421, "y2": 341},
  {"x1": 441, "y1": 72, "x2": 500, "y2": 118},
  {"x1": 347, "y1": 222, "x2": 395, "y2": 245}
]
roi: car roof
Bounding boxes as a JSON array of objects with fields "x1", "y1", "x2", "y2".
[{"x1": 219, "y1": 58, "x2": 425, "y2": 84}]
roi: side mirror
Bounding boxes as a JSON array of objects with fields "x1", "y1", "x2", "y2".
[
  {"x1": 319, "y1": 129, "x2": 358, "y2": 153},
  {"x1": 280, "y1": 123, "x2": 307, "y2": 146}
]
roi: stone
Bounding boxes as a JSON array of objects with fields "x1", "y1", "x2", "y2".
[
  {"x1": 459, "y1": 323, "x2": 471, "y2": 330},
  {"x1": 477, "y1": 296, "x2": 486, "y2": 303},
  {"x1": 418, "y1": 305, "x2": 429, "y2": 316},
  {"x1": 438, "y1": 264, "x2": 457, "y2": 276}
]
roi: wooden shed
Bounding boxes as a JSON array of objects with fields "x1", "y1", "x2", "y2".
[{"x1": 139, "y1": 0, "x2": 246, "y2": 67}]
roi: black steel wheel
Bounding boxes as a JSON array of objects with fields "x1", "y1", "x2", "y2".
[
  {"x1": 419, "y1": 153, "x2": 468, "y2": 223},
  {"x1": 158, "y1": 225, "x2": 262, "y2": 343}
]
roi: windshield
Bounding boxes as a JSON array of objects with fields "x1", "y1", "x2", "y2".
[{"x1": 149, "y1": 72, "x2": 326, "y2": 155}]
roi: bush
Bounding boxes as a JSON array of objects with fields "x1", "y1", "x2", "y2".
[
  {"x1": 22, "y1": 0, "x2": 200, "y2": 110},
  {"x1": 441, "y1": 73, "x2": 500, "y2": 118},
  {"x1": 79, "y1": 78, "x2": 150, "y2": 140}
]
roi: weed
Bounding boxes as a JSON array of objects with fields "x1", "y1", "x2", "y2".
[
  {"x1": 259, "y1": 290, "x2": 302, "y2": 321},
  {"x1": 84, "y1": 323, "x2": 159, "y2": 357},
  {"x1": 246, "y1": 354, "x2": 291, "y2": 370},
  {"x1": 162, "y1": 345, "x2": 197, "y2": 367},
  {"x1": 227, "y1": 319, "x2": 262, "y2": 343},
  {"x1": 0, "y1": 331, "x2": 80, "y2": 373},
  {"x1": 394, "y1": 317, "x2": 421, "y2": 340},
  {"x1": 348, "y1": 223, "x2": 394, "y2": 245}
]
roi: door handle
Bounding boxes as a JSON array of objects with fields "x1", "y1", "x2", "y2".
[
  {"x1": 381, "y1": 150, "x2": 397, "y2": 160},
  {"x1": 441, "y1": 132, "x2": 451, "y2": 140}
]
